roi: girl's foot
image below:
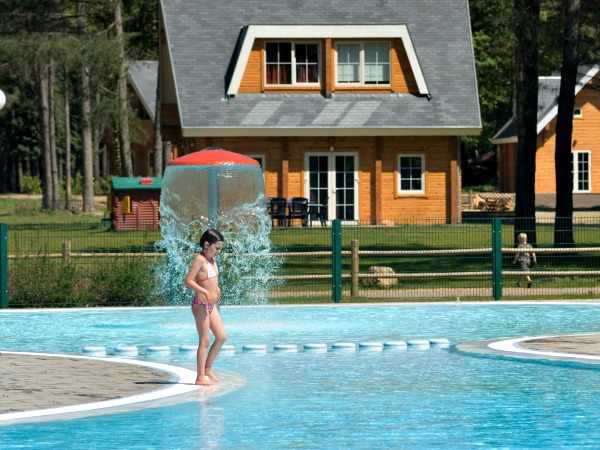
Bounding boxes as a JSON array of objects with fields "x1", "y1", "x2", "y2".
[
  {"x1": 195, "y1": 376, "x2": 215, "y2": 386},
  {"x1": 205, "y1": 369, "x2": 221, "y2": 382}
]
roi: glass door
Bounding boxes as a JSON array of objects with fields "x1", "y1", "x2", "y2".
[{"x1": 305, "y1": 153, "x2": 358, "y2": 222}]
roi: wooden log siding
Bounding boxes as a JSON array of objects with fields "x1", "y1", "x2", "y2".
[
  {"x1": 238, "y1": 38, "x2": 418, "y2": 94},
  {"x1": 181, "y1": 135, "x2": 456, "y2": 221},
  {"x1": 113, "y1": 192, "x2": 160, "y2": 231}
]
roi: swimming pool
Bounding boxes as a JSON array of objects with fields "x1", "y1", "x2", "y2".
[{"x1": 2, "y1": 303, "x2": 600, "y2": 448}]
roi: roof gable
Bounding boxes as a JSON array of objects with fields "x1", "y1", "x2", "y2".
[
  {"x1": 491, "y1": 65, "x2": 600, "y2": 144},
  {"x1": 227, "y1": 24, "x2": 429, "y2": 97}
]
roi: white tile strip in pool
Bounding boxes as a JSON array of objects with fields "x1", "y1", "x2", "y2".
[
  {"x1": 488, "y1": 336, "x2": 600, "y2": 362},
  {"x1": 0, "y1": 351, "x2": 206, "y2": 424}
]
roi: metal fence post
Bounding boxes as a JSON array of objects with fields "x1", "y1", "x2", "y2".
[
  {"x1": 492, "y1": 217, "x2": 502, "y2": 300},
  {"x1": 351, "y1": 239, "x2": 359, "y2": 297},
  {"x1": 332, "y1": 219, "x2": 342, "y2": 303},
  {"x1": 0, "y1": 223, "x2": 8, "y2": 308}
]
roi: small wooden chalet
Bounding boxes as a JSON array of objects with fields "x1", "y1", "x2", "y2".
[
  {"x1": 110, "y1": 177, "x2": 162, "y2": 230},
  {"x1": 491, "y1": 65, "x2": 600, "y2": 198},
  {"x1": 158, "y1": 0, "x2": 481, "y2": 223}
]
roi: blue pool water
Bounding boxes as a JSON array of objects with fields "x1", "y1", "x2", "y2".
[{"x1": 2, "y1": 303, "x2": 600, "y2": 449}]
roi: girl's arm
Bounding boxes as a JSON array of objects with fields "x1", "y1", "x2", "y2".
[{"x1": 185, "y1": 255, "x2": 212, "y2": 301}]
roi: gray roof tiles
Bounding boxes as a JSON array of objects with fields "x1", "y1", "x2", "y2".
[
  {"x1": 127, "y1": 61, "x2": 158, "y2": 121},
  {"x1": 160, "y1": 0, "x2": 481, "y2": 134}
]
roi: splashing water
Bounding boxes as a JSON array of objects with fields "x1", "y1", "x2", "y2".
[{"x1": 154, "y1": 151, "x2": 282, "y2": 305}]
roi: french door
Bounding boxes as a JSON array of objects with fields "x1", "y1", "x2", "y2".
[{"x1": 305, "y1": 153, "x2": 359, "y2": 222}]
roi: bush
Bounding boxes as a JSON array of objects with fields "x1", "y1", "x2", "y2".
[
  {"x1": 9, "y1": 255, "x2": 82, "y2": 307},
  {"x1": 22, "y1": 175, "x2": 41, "y2": 194},
  {"x1": 95, "y1": 176, "x2": 112, "y2": 195},
  {"x1": 8, "y1": 254, "x2": 167, "y2": 307},
  {"x1": 92, "y1": 257, "x2": 165, "y2": 306}
]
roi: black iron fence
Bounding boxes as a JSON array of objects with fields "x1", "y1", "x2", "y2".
[{"x1": 1, "y1": 217, "x2": 600, "y2": 308}]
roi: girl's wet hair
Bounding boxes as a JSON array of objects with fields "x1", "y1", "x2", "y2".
[{"x1": 200, "y1": 229, "x2": 224, "y2": 247}]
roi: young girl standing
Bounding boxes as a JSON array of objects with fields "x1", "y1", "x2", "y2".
[{"x1": 185, "y1": 229, "x2": 227, "y2": 385}]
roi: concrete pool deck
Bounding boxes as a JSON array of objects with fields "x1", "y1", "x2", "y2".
[
  {"x1": 2, "y1": 333, "x2": 600, "y2": 423},
  {"x1": 0, "y1": 352, "x2": 174, "y2": 415},
  {"x1": 456, "y1": 333, "x2": 600, "y2": 365}
]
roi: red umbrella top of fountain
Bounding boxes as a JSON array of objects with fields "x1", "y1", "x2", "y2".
[{"x1": 167, "y1": 147, "x2": 260, "y2": 166}]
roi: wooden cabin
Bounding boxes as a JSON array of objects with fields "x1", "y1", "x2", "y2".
[
  {"x1": 110, "y1": 177, "x2": 162, "y2": 230},
  {"x1": 492, "y1": 65, "x2": 600, "y2": 198},
  {"x1": 157, "y1": 0, "x2": 481, "y2": 224}
]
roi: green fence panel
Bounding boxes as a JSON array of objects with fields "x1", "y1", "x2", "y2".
[
  {"x1": 0, "y1": 223, "x2": 7, "y2": 308},
  {"x1": 4, "y1": 217, "x2": 600, "y2": 307},
  {"x1": 492, "y1": 218, "x2": 502, "y2": 300},
  {"x1": 332, "y1": 220, "x2": 342, "y2": 303}
]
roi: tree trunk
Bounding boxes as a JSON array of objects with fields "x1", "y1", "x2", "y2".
[
  {"x1": 48, "y1": 59, "x2": 60, "y2": 209},
  {"x1": 81, "y1": 67, "x2": 95, "y2": 213},
  {"x1": 554, "y1": 0, "x2": 581, "y2": 248},
  {"x1": 513, "y1": 0, "x2": 540, "y2": 244},
  {"x1": 115, "y1": 0, "x2": 133, "y2": 177},
  {"x1": 78, "y1": 1, "x2": 95, "y2": 213},
  {"x1": 64, "y1": 65, "x2": 72, "y2": 211},
  {"x1": 164, "y1": 140, "x2": 172, "y2": 167},
  {"x1": 153, "y1": 61, "x2": 163, "y2": 177},
  {"x1": 93, "y1": 90, "x2": 101, "y2": 181},
  {"x1": 38, "y1": 60, "x2": 53, "y2": 210}
]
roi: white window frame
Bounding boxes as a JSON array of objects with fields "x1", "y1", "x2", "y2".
[
  {"x1": 573, "y1": 107, "x2": 583, "y2": 118},
  {"x1": 572, "y1": 150, "x2": 591, "y2": 193},
  {"x1": 264, "y1": 41, "x2": 321, "y2": 86},
  {"x1": 397, "y1": 154, "x2": 425, "y2": 194},
  {"x1": 335, "y1": 41, "x2": 391, "y2": 86}
]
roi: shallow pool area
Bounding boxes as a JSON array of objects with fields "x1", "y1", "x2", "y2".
[{"x1": 2, "y1": 303, "x2": 600, "y2": 448}]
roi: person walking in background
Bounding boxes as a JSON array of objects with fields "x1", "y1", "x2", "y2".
[
  {"x1": 185, "y1": 229, "x2": 227, "y2": 385},
  {"x1": 513, "y1": 232, "x2": 537, "y2": 288}
]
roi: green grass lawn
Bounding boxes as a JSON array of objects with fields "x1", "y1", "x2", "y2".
[{"x1": 0, "y1": 196, "x2": 105, "y2": 225}]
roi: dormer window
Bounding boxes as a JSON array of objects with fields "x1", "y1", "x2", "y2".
[
  {"x1": 336, "y1": 42, "x2": 390, "y2": 85},
  {"x1": 265, "y1": 42, "x2": 320, "y2": 85}
]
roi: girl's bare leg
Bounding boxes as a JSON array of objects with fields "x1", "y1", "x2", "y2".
[
  {"x1": 192, "y1": 305, "x2": 214, "y2": 386},
  {"x1": 205, "y1": 307, "x2": 227, "y2": 382}
]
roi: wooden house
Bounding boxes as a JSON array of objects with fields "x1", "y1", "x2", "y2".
[
  {"x1": 491, "y1": 65, "x2": 600, "y2": 199},
  {"x1": 110, "y1": 177, "x2": 162, "y2": 230},
  {"x1": 158, "y1": 0, "x2": 481, "y2": 223}
]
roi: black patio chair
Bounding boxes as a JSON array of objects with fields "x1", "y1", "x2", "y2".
[
  {"x1": 269, "y1": 197, "x2": 288, "y2": 227},
  {"x1": 287, "y1": 197, "x2": 309, "y2": 227}
]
